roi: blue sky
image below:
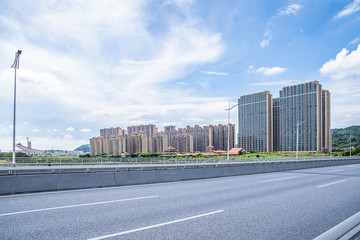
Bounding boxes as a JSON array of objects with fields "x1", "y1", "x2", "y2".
[{"x1": 1, "y1": 0, "x2": 360, "y2": 151}]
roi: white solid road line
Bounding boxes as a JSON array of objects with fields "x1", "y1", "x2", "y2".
[
  {"x1": 0, "y1": 175, "x2": 227, "y2": 199},
  {"x1": 326, "y1": 169, "x2": 346, "y2": 173},
  {"x1": 0, "y1": 195, "x2": 158, "y2": 217},
  {"x1": 87, "y1": 210, "x2": 225, "y2": 240},
  {"x1": 317, "y1": 180, "x2": 347, "y2": 188},
  {"x1": 345, "y1": 165, "x2": 360, "y2": 169},
  {"x1": 260, "y1": 176, "x2": 297, "y2": 183},
  {"x1": 0, "y1": 186, "x2": 128, "y2": 199}
]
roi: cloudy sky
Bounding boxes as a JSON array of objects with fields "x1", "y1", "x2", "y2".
[{"x1": 1, "y1": 0, "x2": 360, "y2": 151}]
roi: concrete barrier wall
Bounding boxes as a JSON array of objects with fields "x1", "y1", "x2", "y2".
[{"x1": 1, "y1": 159, "x2": 359, "y2": 195}]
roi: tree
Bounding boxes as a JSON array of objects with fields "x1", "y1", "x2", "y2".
[
  {"x1": 74, "y1": 144, "x2": 90, "y2": 152},
  {"x1": 332, "y1": 126, "x2": 360, "y2": 150},
  {"x1": 79, "y1": 153, "x2": 91, "y2": 158}
]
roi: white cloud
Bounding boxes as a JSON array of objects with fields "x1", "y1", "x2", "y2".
[
  {"x1": 334, "y1": 0, "x2": 360, "y2": 19},
  {"x1": 201, "y1": 71, "x2": 229, "y2": 76},
  {"x1": 327, "y1": 79, "x2": 360, "y2": 127},
  {"x1": 260, "y1": 3, "x2": 303, "y2": 48},
  {"x1": 122, "y1": 25, "x2": 223, "y2": 92},
  {"x1": 80, "y1": 128, "x2": 91, "y2": 133},
  {"x1": 183, "y1": 117, "x2": 204, "y2": 123},
  {"x1": 279, "y1": 4, "x2": 303, "y2": 16},
  {"x1": 64, "y1": 134, "x2": 73, "y2": 139},
  {"x1": 0, "y1": 126, "x2": 10, "y2": 136},
  {"x1": 0, "y1": 0, "x2": 226, "y2": 150},
  {"x1": 349, "y1": 37, "x2": 360, "y2": 46},
  {"x1": 320, "y1": 44, "x2": 360, "y2": 79},
  {"x1": 321, "y1": 44, "x2": 360, "y2": 127},
  {"x1": 14, "y1": 0, "x2": 149, "y2": 55},
  {"x1": 251, "y1": 80, "x2": 299, "y2": 86},
  {"x1": 260, "y1": 30, "x2": 272, "y2": 49},
  {"x1": 256, "y1": 66, "x2": 287, "y2": 75},
  {"x1": 165, "y1": 0, "x2": 194, "y2": 7},
  {"x1": 65, "y1": 127, "x2": 75, "y2": 132},
  {"x1": 32, "y1": 129, "x2": 39, "y2": 132},
  {"x1": 260, "y1": 37, "x2": 272, "y2": 48}
]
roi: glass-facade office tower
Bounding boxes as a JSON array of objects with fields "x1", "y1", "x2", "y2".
[
  {"x1": 238, "y1": 81, "x2": 330, "y2": 153},
  {"x1": 278, "y1": 81, "x2": 330, "y2": 152},
  {"x1": 238, "y1": 91, "x2": 273, "y2": 152}
]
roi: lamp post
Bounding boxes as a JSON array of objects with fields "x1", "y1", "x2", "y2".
[
  {"x1": 296, "y1": 121, "x2": 303, "y2": 160},
  {"x1": 350, "y1": 134, "x2": 352, "y2": 158},
  {"x1": 330, "y1": 130, "x2": 332, "y2": 157},
  {"x1": 226, "y1": 102, "x2": 240, "y2": 162},
  {"x1": 11, "y1": 50, "x2": 22, "y2": 165}
]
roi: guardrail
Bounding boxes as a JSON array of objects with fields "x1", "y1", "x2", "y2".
[
  {"x1": 1, "y1": 157, "x2": 359, "y2": 195},
  {"x1": 314, "y1": 210, "x2": 360, "y2": 240},
  {"x1": 0, "y1": 156, "x2": 359, "y2": 176},
  {"x1": 1, "y1": 156, "x2": 359, "y2": 168}
]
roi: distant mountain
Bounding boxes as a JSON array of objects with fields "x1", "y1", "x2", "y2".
[
  {"x1": 332, "y1": 126, "x2": 360, "y2": 150},
  {"x1": 74, "y1": 144, "x2": 90, "y2": 153}
]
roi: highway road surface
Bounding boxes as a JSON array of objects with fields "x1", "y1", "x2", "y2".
[{"x1": 1, "y1": 164, "x2": 360, "y2": 239}]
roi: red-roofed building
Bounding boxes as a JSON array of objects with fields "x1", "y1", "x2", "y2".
[{"x1": 163, "y1": 146, "x2": 178, "y2": 156}]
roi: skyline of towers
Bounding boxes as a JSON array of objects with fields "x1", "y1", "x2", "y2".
[
  {"x1": 238, "y1": 81, "x2": 330, "y2": 153},
  {"x1": 90, "y1": 124, "x2": 235, "y2": 155},
  {"x1": 91, "y1": 81, "x2": 330, "y2": 155}
]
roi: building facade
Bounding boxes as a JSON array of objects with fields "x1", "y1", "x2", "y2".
[
  {"x1": 238, "y1": 91, "x2": 273, "y2": 152},
  {"x1": 90, "y1": 123, "x2": 235, "y2": 155},
  {"x1": 90, "y1": 136, "x2": 105, "y2": 155},
  {"x1": 278, "y1": 81, "x2": 330, "y2": 152},
  {"x1": 127, "y1": 124, "x2": 158, "y2": 136},
  {"x1": 238, "y1": 81, "x2": 330, "y2": 153},
  {"x1": 100, "y1": 127, "x2": 125, "y2": 139}
]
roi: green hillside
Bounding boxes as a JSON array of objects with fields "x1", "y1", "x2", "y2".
[
  {"x1": 332, "y1": 126, "x2": 360, "y2": 150},
  {"x1": 74, "y1": 144, "x2": 90, "y2": 153}
]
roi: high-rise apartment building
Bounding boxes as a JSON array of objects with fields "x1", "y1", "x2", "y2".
[
  {"x1": 90, "y1": 136, "x2": 105, "y2": 155},
  {"x1": 148, "y1": 132, "x2": 168, "y2": 153},
  {"x1": 209, "y1": 124, "x2": 235, "y2": 152},
  {"x1": 100, "y1": 127, "x2": 126, "y2": 139},
  {"x1": 278, "y1": 81, "x2": 330, "y2": 152},
  {"x1": 238, "y1": 91, "x2": 273, "y2": 152},
  {"x1": 176, "y1": 124, "x2": 235, "y2": 153},
  {"x1": 238, "y1": 81, "x2": 330, "y2": 153},
  {"x1": 127, "y1": 124, "x2": 158, "y2": 136}
]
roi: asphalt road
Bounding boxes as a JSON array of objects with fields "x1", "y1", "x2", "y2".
[{"x1": 1, "y1": 164, "x2": 360, "y2": 240}]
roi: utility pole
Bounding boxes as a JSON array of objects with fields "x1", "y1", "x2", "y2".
[{"x1": 11, "y1": 50, "x2": 22, "y2": 165}]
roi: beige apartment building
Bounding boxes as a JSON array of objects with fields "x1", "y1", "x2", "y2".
[{"x1": 90, "y1": 123, "x2": 235, "y2": 155}]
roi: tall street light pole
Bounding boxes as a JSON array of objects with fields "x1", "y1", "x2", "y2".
[
  {"x1": 330, "y1": 130, "x2": 332, "y2": 157},
  {"x1": 226, "y1": 102, "x2": 240, "y2": 162},
  {"x1": 350, "y1": 134, "x2": 352, "y2": 158},
  {"x1": 11, "y1": 50, "x2": 22, "y2": 165},
  {"x1": 296, "y1": 121, "x2": 303, "y2": 160}
]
